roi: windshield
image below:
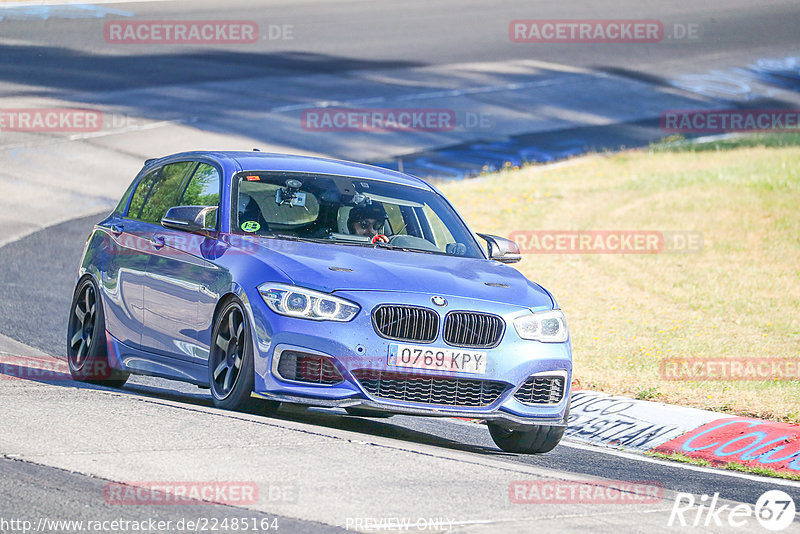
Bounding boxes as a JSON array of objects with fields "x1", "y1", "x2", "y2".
[{"x1": 231, "y1": 171, "x2": 483, "y2": 258}]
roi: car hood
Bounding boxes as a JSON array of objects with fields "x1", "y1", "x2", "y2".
[{"x1": 236, "y1": 237, "x2": 553, "y2": 310}]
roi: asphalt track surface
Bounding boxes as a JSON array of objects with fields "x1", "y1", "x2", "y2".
[
  {"x1": 0, "y1": 457, "x2": 341, "y2": 534},
  {"x1": 1, "y1": 0, "x2": 798, "y2": 87},
  {"x1": 1, "y1": 0, "x2": 800, "y2": 532}
]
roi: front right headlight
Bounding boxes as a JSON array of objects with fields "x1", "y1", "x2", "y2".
[
  {"x1": 513, "y1": 309, "x2": 569, "y2": 343},
  {"x1": 258, "y1": 283, "x2": 360, "y2": 322}
]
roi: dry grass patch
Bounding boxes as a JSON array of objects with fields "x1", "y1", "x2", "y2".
[{"x1": 439, "y1": 146, "x2": 800, "y2": 422}]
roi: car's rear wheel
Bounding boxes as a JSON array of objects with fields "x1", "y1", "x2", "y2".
[
  {"x1": 488, "y1": 421, "x2": 565, "y2": 454},
  {"x1": 67, "y1": 277, "x2": 129, "y2": 387},
  {"x1": 209, "y1": 299, "x2": 276, "y2": 413}
]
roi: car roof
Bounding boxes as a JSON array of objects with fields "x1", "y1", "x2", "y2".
[{"x1": 146, "y1": 151, "x2": 433, "y2": 190}]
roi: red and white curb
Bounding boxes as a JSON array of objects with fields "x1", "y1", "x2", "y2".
[{"x1": 568, "y1": 390, "x2": 800, "y2": 475}]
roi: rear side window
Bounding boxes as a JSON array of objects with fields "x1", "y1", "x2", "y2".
[
  {"x1": 127, "y1": 168, "x2": 159, "y2": 219},
  {"x1": 112, "y1": 179, "x2": 137, "y2": 217},
  {"x1": 127, "y1": 162, "x2": 197, "y2": 223},
  {"x1": 178, "y1": 163, "x2": 221, "y2": 228}
]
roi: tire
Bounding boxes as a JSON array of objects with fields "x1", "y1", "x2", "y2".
[
  {"x1": 208, "y1": 298, "x2": 276, "y2": 413},
  {"x1": 66, "y1": 276, "x2": 129, "y2": 387},
  {"x1": 488, "y1": 421, "x2": 566, "y2": 454}
]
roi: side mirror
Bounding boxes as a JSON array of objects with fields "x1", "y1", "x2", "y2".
[
  {"x1": 477, "y1": 233, "x2": 521, "y2": 263},
  {"x1": 161, "y1": 206, "x2": 218, "y2": 233}
]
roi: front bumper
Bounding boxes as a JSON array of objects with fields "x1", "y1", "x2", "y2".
[
  {"x1": 247, "y1": 289, "x2": 572, "y2": 429},
  {"x1": 251, "y1": 391, "x2": 568, "y2": 429}
]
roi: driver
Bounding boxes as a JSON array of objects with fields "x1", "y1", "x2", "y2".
[{"x1": 347, "y1": 203, "x2": 390, "y2": 243}]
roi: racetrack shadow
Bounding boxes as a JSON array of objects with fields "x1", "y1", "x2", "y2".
[
  {"x1": 0, "y1": 42, "x2": 716, "y2": 172},
  {"x1": 268, "y1": 405, "x2": 506, "y2": 456},
  {"x1": 0, "y1": 214, "x2": 101, "y2": 356},
  {"x1": 0, "y1": 356, "x2": 213, "y2": 403},
  {"x1": 121, "y1": 377, "x2": 508, "y2": 456},
  {"x1": 0, "y1": 356, "x2": 506, "y2": 456},
  {"x1": 0, "y1": 45, "x2": 424, "y2": 95}
]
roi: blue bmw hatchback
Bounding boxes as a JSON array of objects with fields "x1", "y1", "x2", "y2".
[{"x1": 68, "y1": 151, "x2": 572, "y2": 453}]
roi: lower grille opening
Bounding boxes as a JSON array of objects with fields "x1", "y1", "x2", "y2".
[
  {"x1": 513, "y1": 375, "x2": 565, "y2": 405},
  {"x1": 276, "y1": 350, "x2": 343, "y2": 385},
  {"x1": 352, "y1": 369, "x2": 507, "y2": 407}
]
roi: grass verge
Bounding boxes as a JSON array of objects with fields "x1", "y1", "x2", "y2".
[
  {"x1": 647, "y1": 451, "x2": 711, "y2": 467},
  {"x1": 647, "y1": 451, "x2": 800, "y2": 481},
  {"x1": 438, "y1": 135, "x2": 800, "y2": 423}
]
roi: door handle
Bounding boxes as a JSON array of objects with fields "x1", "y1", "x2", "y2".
[
  {"x1": 150, "y1": 235, "x2": 166, "y2": 249},
  {"x1": 110, "y1": 224, "x2": 124, "y2": 236}
]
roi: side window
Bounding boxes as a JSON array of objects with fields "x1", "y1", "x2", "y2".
[
  {"x1": 178, "y1": 163, "x2": 221, "y2": 228},
  {"x1": 138, "y1": 161, "x2": 197, "y2": 224},
  {"x1": 384, "y1": 204, "x2": 405, "y2": 234},
  {"x1": 422, "y1": 204, "x2": 456, "y2": 250},
  {"x1": 112, "y1": 179, "x2": 137, "y2": 217},
  {"x1": 126, "y1": 168, "x2": 159, "y2": 219}
]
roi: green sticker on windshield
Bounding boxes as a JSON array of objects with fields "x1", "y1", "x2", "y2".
[{"x1": 241, "y1": 221, "x2": 260, "y2": 233}]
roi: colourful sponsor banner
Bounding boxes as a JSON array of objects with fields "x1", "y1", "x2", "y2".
[
  {"x1": 653, "y1": 418, "x2": 800, "y2": 473},
  {"x1": 563, "y1": 391, "x2": 724, "y2": 452}
]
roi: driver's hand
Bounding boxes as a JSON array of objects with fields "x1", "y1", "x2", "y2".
[{"x1": 372, "y1": 234, "x2": 390, "y2": 244}]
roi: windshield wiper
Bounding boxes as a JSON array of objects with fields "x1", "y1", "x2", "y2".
[
  {"x1": 372, "y1": 242, "x2": 440, "y2": 255},
  {"x1": 264, "y1": 234, "x2": 325, "y2": 243},
  {"x1": 265, "y1": 234, "x2": 442, "y2": 255},
  {"x1": 372, "y1": 242, "x2": 408, "y2": 251}
]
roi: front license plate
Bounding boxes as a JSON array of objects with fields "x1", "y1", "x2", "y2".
[{"x1": 388, "y1": 343, "x2": 487, "y2": 374}]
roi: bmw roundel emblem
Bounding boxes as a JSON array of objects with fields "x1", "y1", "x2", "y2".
[{"x1": 431, "y1": 296, "x2": 447, "y2": 307}]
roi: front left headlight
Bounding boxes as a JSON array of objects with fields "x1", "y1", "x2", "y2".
[
  {"x1": 258, "y1": 283, "x2": 360, "y2": 322},
  {"x1": 513, "y1": 309, "x2": 569, "y2": 342}
]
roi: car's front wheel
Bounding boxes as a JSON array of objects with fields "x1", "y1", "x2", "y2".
[
  {"x1": 488, "y1": 421, "x2": 566, "y2": 454},
  {"x1": 67, "y1": 276, "x2": 129, "y2": 387},
  {"x1": 208, "y1": 298, "x2": 276, "y2": 413}
]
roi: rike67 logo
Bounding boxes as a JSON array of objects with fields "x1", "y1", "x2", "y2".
[{"x1": 668, "y1": 490, "x2": 796, "y2": 531}]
